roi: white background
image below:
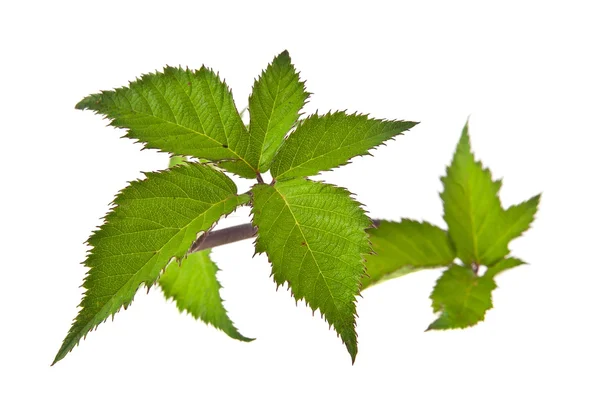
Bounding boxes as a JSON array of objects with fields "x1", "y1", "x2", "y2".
[{"x1": 1, "y1": 0, "x2": 599, "y2": 416}]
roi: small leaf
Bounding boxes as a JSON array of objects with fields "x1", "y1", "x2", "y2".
[
  {"x1": 363, "y1": 220, "x2": 456, "y2": 289},
  {"x1": 483, "y1": 256, "x2": 526, "y2": 280},
  {"x1": 168, "y1": 155, "x2": 188, "y2": 167},
  {"x1": 252, "y1": 178, "x2": 371, "y2": 362},
  {"x1": 53, "y1": 163, "x2": 249, "y2": 365},
  {"x1": 441, "y1": 122, "x2": 540, "y2": 266},
  {"x1": 427, "y1": 264, "x2": 493, "y2": 330},
  {"x1": 427, "y1": 257, "x2": 525, "y2": 330},
  {"x1": 479, "y1": 195, "x2": 541, "y2": 263},
  {"x1": 270, "y1": 112, "x2": 417, "y2": 180},
  {"x1": 76, "y1": 66, "x2": 256, "y2": 178},
  {"x1": 159, "y1": 250, "x2": 252, "y2": 342},
  {"x1": 247, "y1": 50, "x2": 309, "y2": 172}
]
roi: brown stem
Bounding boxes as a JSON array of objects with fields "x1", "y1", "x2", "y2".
[
  {"x1": 190, "y1": 219, "x2": 382, "y2": 253},
  {"x1": 190, "y1": 223, "x2": 258, "y2": 253}
]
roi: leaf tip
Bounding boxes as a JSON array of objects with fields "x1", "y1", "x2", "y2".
[
  {"x1": 348, "y1": 345, "x2": 358, "y2": 365},
  {"x1": 530, "y1": 193, "x2": 542, "y2": 207},
  {"x1": 75, "y1": 94, "x2": 99, "y2": 110},
  {"x1": 458, "y1": 120, "x2": 472, "y2": 151},
  {"x1": 425, "y1": 318, "x2": 444, "y2": 332},
  {"x1": 51, "y1": 344, "x2": 69, "y2": 366}
]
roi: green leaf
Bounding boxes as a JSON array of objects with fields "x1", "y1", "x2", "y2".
[
  {"x1": 53, "y1": 163, "x2": 249, "y2": 365},
  {"x1": 270, "y1": 112, "x2": 417, "y2": 180},
  {"x1": 484, "y1": 256, "x2": 526, "y2": 278},
  {"x1": 479, "y1": 195, "x2": 541, "y2": 263},
  {"x1": 168, "y1": 155, "x2": 188, "y2": 167},
  {"x1": 427, "y1": 264, "x2": 492, "y2": 330},
  {"x1": 76, "y1": 66, "x2": 256, "y2": 178},
  {"x1": 441, "y1": 122, "x2": 540, "y2": 266},
  {"x1": 247, "y1": 50, "x2": 309, "y2": 172},
  {"x1": 427, "y1": 257, "x2": 525, "y2": 330},
  {"x1": 159, "y1": 249, "x2": 252, "y2": 342},
  {"x1": 362, "y1": 220, "x2": 456, "y2": 289},
  {"x1": 251, "y1": 178, "x2": 371, "y2": 362}
]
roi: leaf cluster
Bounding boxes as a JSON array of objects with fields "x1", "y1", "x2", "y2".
[
  {"x1": 364, "y1": 123, "x2": 540, "y2": 330},
  {"x1": 54, "y1": 51, "x2": 538, "y2": 365}
]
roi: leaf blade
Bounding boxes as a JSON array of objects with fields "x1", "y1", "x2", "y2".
[
  {"x1": 270, "y1": 112, "x2": 417, "y2": 179},
  {"x1": 427, "y1": 257, "x2": 525, "y2": 330},
  {"x1": 76, "y1": 66, "x2": 256, "y2": 178},
  {"x1": 251, "y1": 178, "x2": 371, "y2": 362},
  {"x1": 363, "y1": 220, "x2": 456, "y2": 289},
  {"x1": 247, "y1": 50, "x2": 309, "y2": 172},
  {"x1": 479, "y1": 195, "x2": 541, "y2": 263},
  {"x1": 159, "y1": 249, "x2": 252, "y2": 342},
  {"x1": 484, "y1": 257, "x2": 526, "y2": 278},
  {"x1": 427, "y1": 264, "x2": 493, "y2": 330},
  {"x1": 441, "y1": 122, "x2": 504, "y2": 265},
  {"x1": 53, "y1": 163, "x2": 249, "y2": 364},
  {"x1": 441, "y1": 122, "x2": 541, "y2": 266}
]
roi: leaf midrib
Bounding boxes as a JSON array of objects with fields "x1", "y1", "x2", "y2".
[
  {"x1": 275, "y1": 125, "x2": 403, "y2": 179},
  {"x1": 200, "y1": 71, "x2": 254, "y2": 167},
  {"x1": 274, "y1": 187, "x2": 344, "y2": 314},
  {"x1": 117, "y1": 102, "x2": 255, "y2": 173},
  {"x1": 255, "y1": 67, "x2": 283, "y2": 168}
]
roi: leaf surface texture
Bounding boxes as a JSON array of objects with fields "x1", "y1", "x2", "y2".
[
  {"x1": 441, "y1": 123, "x2": 540, "y2": 266},
  {"x1": 53, "y1": 163, "x2": 248, "y2": 364},
  {"x1": 270, "y1": 112, "x2": 417, "y2": 179},
  {"x1": 428, "y1": 258, "x2": 524, "y2": 330},
  {"x1": 76, "y1": 67, "x2": 256, "y2": 178},
  {"x1": 159, "y1": 249, "x2": 251, "y2": 341},
  {"x1": 247, "y1": 50, "x2": 309, "y2": 172},
  {"x1": 363, "y1": 220, "x2": 455, "y2": 289},
  {"x1": 251, "y1": 178, "x2": 371, "y2": 361}
]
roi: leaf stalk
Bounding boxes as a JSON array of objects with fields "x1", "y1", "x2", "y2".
[{"x1": 190, "y1": 219, "x2": 382, "y2": 253}]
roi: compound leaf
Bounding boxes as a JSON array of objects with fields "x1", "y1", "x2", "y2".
[
  {"x1": 76, "y1": 66, "x2": 256, "y2": 178},
  {"x1": 427, "y1": 257, "x2": 525, "y2": 330},
  {"x1": 251, "y1": 178, "x2": 371, "y2": 362},
  {"x1": 247, "y1": 50, "x2": 309, "y2": 172},
  {"x1": 159, "y1": 249, "x2": 252, "y2": 342},
  {"x1": 363, "y1": 220, "x2": 455, "y2": 289},
  {"x1": 441, "y1": 122, "x2": 540, "y2": 266},
  {"x1": 53, "y1": 163, "x2": 249, "y2": 364},
  {"x1": 270, "y1": 112, "x2": 417, "y2": 180}
]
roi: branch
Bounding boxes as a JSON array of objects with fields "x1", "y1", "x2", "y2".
[{"x1": 190, "y1": 219, "x2": 382, "y2": 253}]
